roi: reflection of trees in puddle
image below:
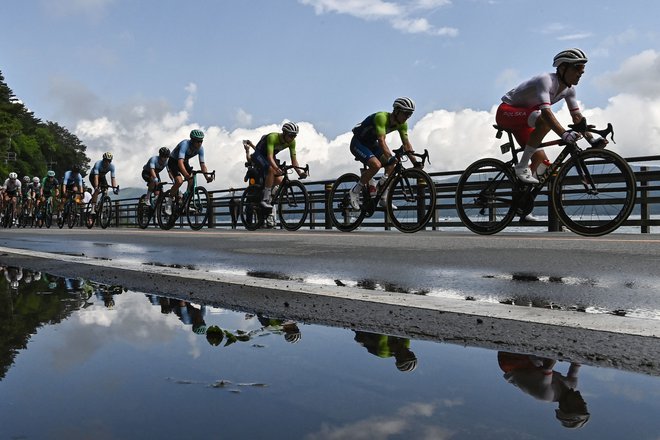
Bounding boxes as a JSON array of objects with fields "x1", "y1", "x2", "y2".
[{"x1": 0, "y1": 265, "x2": 125, "y2": 381}]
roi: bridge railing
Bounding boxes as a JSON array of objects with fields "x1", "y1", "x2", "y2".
[{"x1": 111, "y1": 155, "x2": 660, "y2": 233}]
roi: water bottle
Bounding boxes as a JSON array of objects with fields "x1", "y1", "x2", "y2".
[{"x1": 368, "y1": 179, "x2": 377, "y2": 198}]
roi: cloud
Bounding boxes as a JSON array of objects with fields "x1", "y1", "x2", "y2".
[
  {"x1": 71, "y1": 51, "x2": 660, "y2": 192},
  {"x1": 299, "y1": 0, "x2": 457, "y2": 36},
  {"x1": 41, "y1": 0, "x2": 115, "y2": 20}
]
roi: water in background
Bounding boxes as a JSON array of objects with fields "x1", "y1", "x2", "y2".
[{"x1": 0, "y1": 267, "x2": 659, "y2": 439}]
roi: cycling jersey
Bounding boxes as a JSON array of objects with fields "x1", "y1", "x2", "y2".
[
  {"x1": 62, "y1": 171, "x2": 83, "y2": 187},
  {"x1": 352, "y1": 111, "x2": 409, "y2": 146},
  {"x1": 42, "y1": 176, "x2": 59, "y2": 193},
  {"x1": 254, "y1": 133, "x2": 297, "y2": 159},
  {"x1": 171, "y1": 139, "x2": 205, "y2": 162},
  {"x1": 142, "y1": 155, "x2": 168, "y2": 173},
  {"x1": 90, "y1": 160, "x2": 116, "y2": 178},
  {"x1": 501, "y1": 72, "x2": 579, "y2": 113},
  {"x1": 3, "y1": 178, "x2": 21, "y2": 193}
]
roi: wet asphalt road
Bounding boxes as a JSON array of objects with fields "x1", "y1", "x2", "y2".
[{"x1": 1, "y1": 227, "x2": 659, "y2": 320}]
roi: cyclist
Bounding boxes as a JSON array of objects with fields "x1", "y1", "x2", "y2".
[
  {"x1": 249, "y1": 122, "x2": 307, "y2": 209},
  {"x1": 496, "y1": 48, "x2": 605, "y2": 191},
  {"x1": 89, "y1": 152, "x2": 119, "y2": 213},
  {"x1": 61, "y1": 165, "x2": 84, "y2": 209},
  {"x1": 353, "y1": 331, "x2": 418, "y2": 372},
  {"x1": 166, "y1": 129, "x2": 213, "y2": 213},
  {"x1": 19, "y1": 176, "x2": 32, "y2": 219},
  {"x1": 2, "y1": 172, "x2": 21, "y2": 224},
  {"x1": 29, "y1": 177, "x2": 41, "y2": 216},
  {"x1": 39, "y1": 170, "x2": 60, "y2": 215},
  {"x1": 142, "y1": 147, "x2": 172, "y2": 206},
  {"x1": 348, "y1": 97, "x2": 420, "y2": 210}
]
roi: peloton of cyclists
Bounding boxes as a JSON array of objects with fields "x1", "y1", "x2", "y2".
[
  {"x1": 142, "y1": 147, "x2": 173, "y2": 205},
  {"x1": 246, "y1": 122, "x2": 307, "y2": 210},
  {"x1": 495, "y1": 48, "x2": 605, "y2": 221},
  {"x1": 89, "y1": 152, "x2": 119, "y2": 213},
  {"x1": 348, "y1": 97, "x2": 420, "y2": 211},
  {"x1": 166, "y1": 129, "x2": 213, "y2": 214}
]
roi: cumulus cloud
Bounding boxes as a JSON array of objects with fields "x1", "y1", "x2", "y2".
[
  {"x1": 299, "y1": 0, "x2": 457, "y2": 36},
  {"x1": 71, "y1": 51, "x2": 660, "y2": 191}
]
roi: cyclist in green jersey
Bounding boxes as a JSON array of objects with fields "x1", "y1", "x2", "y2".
[
  {"x1": 348, "y1": 97, "x2": 420, "y2": 210},
  {"x1": 248, "y1": 122, "x2": 307, "y2": 209}
]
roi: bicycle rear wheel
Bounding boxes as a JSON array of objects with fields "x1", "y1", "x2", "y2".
[
  {"x1": 99, "y1": 196, "x2": 112, "y2": 229},
  {"x1": 240, "y1": 186, "x2": 265, "y2": 230},
  {"x1": 67, "y1": 205, "x2": 78, "y2": 228},
  {"x1": 455, "y1": 158, "x2": 517, "y2": 235},
  {"x1": 187, "y1": 187, "x2": 210, "y2": 230},
  {"x1": 57, "y1": 204, "x2": 66, "y2": 229},
  {"x1": 327, "y1": 173, "x2": 366, "y2": 232},
  {"x1": 552, "y1": 148, "x2": 636, "y2": 236},
  {"x1": 278, "y1": 181, "x2": 309, "y2": 231},
  {"x1": 45, "y1": 201, "x2": 53, "y2": 228},
  {"x1": 137, "y1": 195, "x2": 152, "y2": 229},
  {"x1": 85, "y1": 201, "x2": 96, "y2": 228},
  {"x1": 387, "y1": 168, "x2": 436, "y2": 233},
  {"x1": 156, "y1": 193, "x2": 178, "y2": 230}
]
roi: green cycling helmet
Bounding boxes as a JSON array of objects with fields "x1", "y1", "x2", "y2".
[{"x1": 190, "y1": 129, "x2": 205, "y2": 141}]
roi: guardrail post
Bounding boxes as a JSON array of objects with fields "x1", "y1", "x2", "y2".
[
  {"x1": 207, "y1": 192, "x2": 215, "y2": 228},
  {"x1": 640, "y1": 166, "x2": 649, "y2": 233},
  {"x1": 114, "y1": 200, "x2": 120, "y2": 227},
  {"x1": 324, "y1": 184, "x2": 333, "y2": 229}
]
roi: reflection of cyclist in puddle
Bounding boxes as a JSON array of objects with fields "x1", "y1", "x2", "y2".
[
  {"x1": 256, "y1": 313, "x2": 301, "y2": 343},
  {"x1": 353, "y1": 331, "x2": 417, "y2": 372},
  {"x1": 498, "y1": 351, "x2": 590, "y2": 428},
  {"x1": 150, "y1": 295, "x2": 208, "y2": 335},
  {"x1": 3, "y1": 266, "x2": 23, "y2": 292}
]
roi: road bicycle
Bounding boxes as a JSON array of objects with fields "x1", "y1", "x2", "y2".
[
  {"x1": 37, "y1": 194, "x2": 57, "y2": 228},
  {"x1": 137, "y1": 181, "x2": 171, "y2": 229},
  {"x1": 85, "y1": 185, "x2": 119, "y2": 229},
  {"x1": 239, "y1": 162, "x2": 311, "y2": 231},
  {"x1": 1, "y1": 195, "x2": 20, "y2": 228},
  {"x1": 326, "y1": 147, "x2": 436, "y2": 233},
  {"x1": 155, "y1": 170, "x2": 215, "y2": 230},
  {"x1": 57, "y1": 191, "x2": 85, "y2": 229},
  {"x1": 455, "y1": 119, "x2": 636, "y2": 236}
]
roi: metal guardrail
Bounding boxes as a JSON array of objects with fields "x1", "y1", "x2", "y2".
[{"x1": 110, "y1": 155, "x2": 660, "y2": 233}]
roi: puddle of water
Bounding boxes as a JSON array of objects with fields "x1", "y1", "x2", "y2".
[{"x1": 2, "y1": 266, "x2": 659, "y2": 439}]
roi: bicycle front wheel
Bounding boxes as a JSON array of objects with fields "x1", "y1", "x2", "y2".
[
  {"x1": 99, "y1": 196, "x2": 112, "y2": 229},
  {"x1": 455, "y1": 158, "x2": 517, "y2": 235},
  {"x1": 45, "y1": 201, "x2": 53, "y2": 228},
  {"x1": 327, "y1": 173, "x2": 366, "y2": 232},
  {"x1": 240, "y1": 186, "x2": 264, "y2": 231},
  {"x1": 57, "y1": 205, "x2": 66, "y2": 229},
  {"x1": 278, "y1": 181, "x2": 309, "y2": 231},
  {"x1": 187, "y1": 187, "x2": 210, "y2": 230},
  {"x1": 552, "y1": 148, "x2": 636, "y2": 236},
  {"x1": 387, "y1": 168, "x2": 437, "y2": 233},
  {"x1": 67, "y1": 205, "x2": 78, "y2": 228}
]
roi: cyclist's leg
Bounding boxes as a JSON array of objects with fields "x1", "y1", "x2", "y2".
[{"x1": 349, "y1": 137, "x2": 381, "y2": 209}]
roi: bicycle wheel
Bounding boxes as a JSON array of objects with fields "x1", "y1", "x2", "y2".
[
  {"x1": 98, "y1": 196, "x2": 112, "y2": 229},
  {"x1": 2, "y1": 205, "x2": 12, "y2": 228},
  {"x1": 240, "y1": 186, "x2": 264, "y2": 230},
  {"x1": 327, "y1": 173, "x2": 366, "y2": 232},
  {"x1": 455, "y1": 158, "x2": 518, "y2": 235},
  {"x1": 45, "y1": 201, "x2": 53, "y2": 228},
  {"x1": 57, "y1": 204, "x2": 67, "y2": 229},
  {"x1": 187, "y1": 186, "x2": 210, "y2": 230},
  {"x1": 156, "y1": 193, "x2": 178, "y2": 230},
  {"x1": 85, "y1": 200, "x2": 96, "y2": 228},
  {"x1": 552, "y1": 148, "x2": 636, "y2": 236},
  {"x1": 278, "y1": 180, "x2": 309, "y2": 231},
  {"x1": 387, "y1": 168, "x2": 437, "y2": 233},
  {"x1": 67, "y1": 205, "x2": 78, "y2": 228},
  {"x1": 137, "y1": 195, "x2": 152, "y2": 229}
]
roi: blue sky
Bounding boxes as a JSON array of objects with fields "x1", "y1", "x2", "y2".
[{"x1": 2, "y1": 0, "x2": 659, "y2": 189}]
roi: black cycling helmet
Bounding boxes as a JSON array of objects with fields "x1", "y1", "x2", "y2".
[
  {"x1": 159, "y1": 147, "x2": 170, "y2": 157},
  {"x1": 71, "y1": 164, "x2": 81, "y2": 173}
]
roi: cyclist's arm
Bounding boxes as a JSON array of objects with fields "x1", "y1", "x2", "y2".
[
  {"x1": 539, "y1": 108, "x2": 566, "y2": 138},
  {"x1": 177, "y1": 158, "x2": 190, "y2": 179}
]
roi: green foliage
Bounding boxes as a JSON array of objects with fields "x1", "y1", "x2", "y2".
[{"x1": 0, "y1": 70, "x2": 89, "y2": 179}]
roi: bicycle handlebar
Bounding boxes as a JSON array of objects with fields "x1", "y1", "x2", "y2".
[
  {"x1": 392, "y1": 146, "x2": 431, "y2": 167},
  {"x1": 275, "y1": 162, "x2": 310, "y2": 179},
  {"x1": 568, "y1": 118, "x2": 616, "y2": 144}
]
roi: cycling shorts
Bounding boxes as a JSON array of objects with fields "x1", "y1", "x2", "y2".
[
  {"x1": 141, "y1": 170, "x2": 160, "y2": 184},
  {"x1": 89, "y1": 174, "x2": 109, "y2": 188},
  {"x1": 350, "y1": 136, "x2": 383, "y2": 165},
  {"x1": 250, "y1": 152, "x2": 281, "y2": 183},
  {"x1": 495, "y1": 103, "x2": 542, "y2": 147},
  {"x1": 167, "y1": 157, "x2": 192, "y2": 178}
]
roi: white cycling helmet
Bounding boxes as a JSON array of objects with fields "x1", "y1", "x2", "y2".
[
  {"x1": 282, "y1": 122, "x2": 299, "y2": 135},
  {"x1": 553, "y1": 48, "x2": 588, "y2": 67},
  {"x1": 9, "y1": 172, "x2": 17, "y2": 180},
  {"x1": 33, "y1": 177, "x2": 40, "y2": 184},
  {"x1": 22, "y1": 176, "x2": 30, "y2": 183},
  {"x1": 393, "y1": 97, "x2": 415, "y2": 112}
]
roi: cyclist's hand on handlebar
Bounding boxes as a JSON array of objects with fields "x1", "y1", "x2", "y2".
[
  {"x1": 298, "y1": 171, "x2": 308, "y2": 179},
  {"x1": 561, "y1": 131, "x2": 581, "y2": 144},
  {"x1": 113, "y1": 186, "x2": 120, "y2": 195},
  {"x1": 205, "y1": 174, "x2": 213, "y2": 183}
]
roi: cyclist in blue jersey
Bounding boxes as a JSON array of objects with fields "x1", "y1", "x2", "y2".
[
  {"x1": 247, "y1": 122, "x2": 307, "y2": 209},
  {"x1": 167, "y1": 129, "x2": 213, "y2": 207},
  {"x1": 89, "y1": 152, "x2": 119, "y2": 213},
  {"x1": 61, "y1": 165, "x2": 84, "y2": 201},
  {"x1": 348, "y1": 97, "x2": 420, "y2": 210},
  {"x1": 142, "y1": 147, "x2": 172, "y2": 205}
]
